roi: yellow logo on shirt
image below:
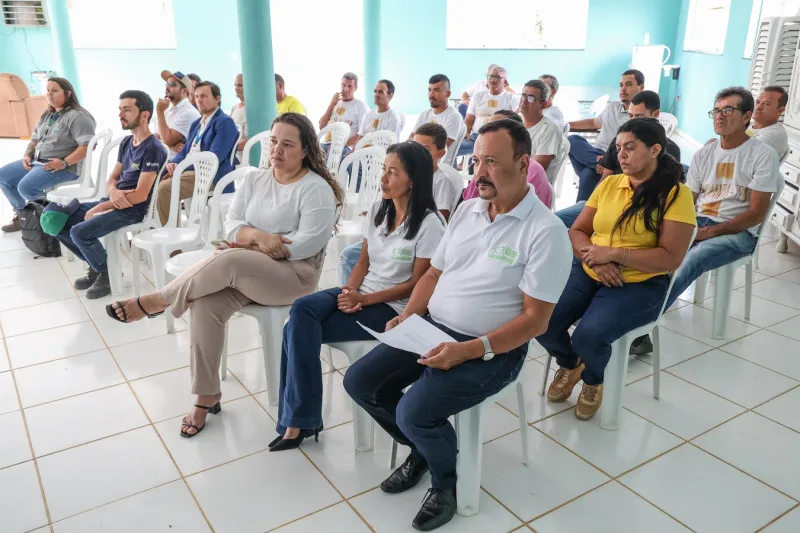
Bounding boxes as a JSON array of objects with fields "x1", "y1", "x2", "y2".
[
  {"x1": 336, "y1": 107, "x2": 346, "y2": 116},
  {"x1": 715, "y1": 162, "x2": 735, "y2": 180},
  {"x1": 372, "y1": 119, "x2": 379, "y2": 129},
  {"x1": 487, "y1": 100, "x2": 499, "y2": 108}
]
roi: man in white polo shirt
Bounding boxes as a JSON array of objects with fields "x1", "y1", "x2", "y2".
[
  {"x1": 567, "y1": 69, "x2": 644, "y2": 201},
  {"x1": 458, "y1": 65, "x2": 520, "y2": 158},
  {"x1": 410, "y1": 74, "x2": 463, "y2": 148},
  {"x1": 318, "y1": 71, "x2": 369, "y2": 153},
  {"x1": 155, "y1": 69, "x2": 200, "y2": 160},
  {"x1": 520, "y1": 79, "x2": 567, "y2": 185},
  {"x1": 539, "y1": 74, "x2": 567, "y2": 132},
  {"x1": 749, "y1": 85, "x2": 789, "y2": 161},
  {"x1": 351, "y1": 79, "x2": 402, "y2": 146},
  {"x1": 344, "y1": 118, "x2": 571, "y2": 532}
]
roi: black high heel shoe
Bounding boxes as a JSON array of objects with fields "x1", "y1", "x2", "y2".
[
  {"x1": 269, "y1": 426, "x2": 322, "y2": 452},
  {"x1": 179, "y1": 402, "x2": 221, "y2": 438}
]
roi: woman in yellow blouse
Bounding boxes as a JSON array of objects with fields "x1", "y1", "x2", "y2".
[{"x1": 537, "y1": 118, "x2": 696, "y2": 421}]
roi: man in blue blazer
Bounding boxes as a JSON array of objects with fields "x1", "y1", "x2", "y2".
[{"x1": 157, "y1": 80, "x2": 238, "y2": 225}]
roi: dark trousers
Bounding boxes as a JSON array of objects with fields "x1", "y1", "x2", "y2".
[
  {"x1": 343, "y1": 316, "x2": 527, "y2": 489},
  {"x1": 277, "y1": 288, "x2": 398, "y2": 434},
  {"x1": 568, "y1": 135, "x2": 605, "y2": 202},
  {"x1": 536, "y1": 260, "x2": 669, "y2": 385},
  {"x1": 55, "y1": 200, "x2": 145, "y2": 273}
]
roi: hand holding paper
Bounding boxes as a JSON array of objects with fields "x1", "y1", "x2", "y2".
[{"x1": 358, "y1": 314, "x2": 457, "y2": 358}]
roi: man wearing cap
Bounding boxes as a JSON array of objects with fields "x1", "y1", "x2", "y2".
[
  {"x1": 43, "y1": 90, "x2": 167, "y2": 299},
  {"x1": 156, "y1": 70, "x2": 200, "y2": 160}
]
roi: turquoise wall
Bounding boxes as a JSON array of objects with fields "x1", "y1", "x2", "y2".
[
  {"x1": 672, "y1": 0, "x2": 754, "y2": 143},
  {"x1": 0, "y1": 26, "x2": 54, "y2": 91}
]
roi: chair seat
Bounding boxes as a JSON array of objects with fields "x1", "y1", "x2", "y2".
[
  {"x1": 165, "y1": 249, "x2": 214, "y2": 277},
  {"x1": 132, "y1": 227, "x2": 200, "y2": 250},
  {"x1": 47, "y1": 187, "x2": 100, "y2": 204}
]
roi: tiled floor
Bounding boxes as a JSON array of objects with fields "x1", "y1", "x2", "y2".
[{"x1": 2, "y1": 138, "x2": 800, "y2": 532}]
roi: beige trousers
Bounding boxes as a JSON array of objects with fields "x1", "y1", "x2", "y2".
[
  {"x1": 159, "y1": 247, "x2": 323, "y2": 395},
  {"x1": 157, "y1": 170, "x2": 195, "y2": 226}
]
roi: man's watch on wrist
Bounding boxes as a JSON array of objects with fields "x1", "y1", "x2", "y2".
[
  {"x1": 479, "y1": 335, "x2": 495, "y2": 361},
  {"x1": 60, "y1": 160, "x2": 68, "y2": 169}
]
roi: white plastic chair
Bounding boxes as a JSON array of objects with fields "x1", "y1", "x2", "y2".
[
  {"x1": 539, "y1": 227, "x2": 698, "y2": 431},
  {"x1": 240, "y1": 130, "x2": 271, "y2": 169},
  {"x1": 318, "y1": 122, "x2": 351, "y2": 178},
  {"x1": 104, "y1": 152, "x2": 170, "y2": 296},
  {"x1": 46, "y1": 129, "x2": 114, "y2": 204},
  {"x1": 45, "y1": 129, "x2": 112, "y2": 195},
  {"x1": 354, "y1": 130, "x2": 397, "y2": 151},
  {"x1": 442, "y1": 121, "x2": 467, "y2": 167},
  {"x1": 387, "y1": 361, "x2": 530, "y2": 517},
  {"x1": 334, "y1": 147, "x2": 386, "y2": 253},
  {"x1": 589, "y1": 94, "x2": 609, "y2": 117},
  {"x1": 231, "y1": 125, "x2": 243, "y2": 166},
  {"x1": 693, "y1": 181, "x2": 784, "y2": 339},
  {"x1": 437, "y1": 164, "x2": 466, "y2": 213},
  {"x1": 657, "y1": 113, "x2": 678, "y2": 138},
  {"x1": 130, "y1": 152, "x2": 219, "y2": 333}
]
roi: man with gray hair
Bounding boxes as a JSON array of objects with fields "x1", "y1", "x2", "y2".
[
  {"x1": 458, "y1": 65, "x2": 520, "y2": 158},
  {"x1": 539, "y1": 74, "x2": 567, "y2": 132},
  {"x1": 319, "y1": 71, "x2": 369, "y2": 150},
  {"x1": 459, "y1": 63, "x2": 516, "y2": 117},
  {"x1": 520, "y1": 79, "x2": 567, "y2": 184}
]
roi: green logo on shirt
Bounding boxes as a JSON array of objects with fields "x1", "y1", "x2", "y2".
[
  {"x1": 391, "y1": 247, "x2": 414, "y2": 262},
  {"x1": 488, "y1": 245, "x2": 519, "y2": 265}
]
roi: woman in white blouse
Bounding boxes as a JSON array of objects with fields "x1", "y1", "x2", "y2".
[
  {"x1": 106, "y1": 113, "x2": 344, "y2": 438},
  {"x1": 269, "y1": 142, "x2": 446, "y2": 452}
]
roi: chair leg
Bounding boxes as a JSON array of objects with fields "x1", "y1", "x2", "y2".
[
  {"x1": 389, "y1": 440, "x2": 398, "y2": 470},
  {"x1": 105, "y1": 234, "x2": 124, "y2": 296},
  {"x1": 455, "y1": 407, "x2": 484, "y2": 517},
  {"x1": 353, "y1": 403, "x2": 375, "y2": 452},
  {"x1": 744, "y1": 263, "x2": 753, "y2": 322},
  {"x1": 323, "y1": 345, "x2": 335, "y2": 372},
  {"x1": 131, "y1": 244, "x2": 141, "y2": 297},
  {"x1": 693, "y1": 271, "x2": 710, "y2": 303},
  {"x1": 600, "y1": 334, "x2": 631, "y2": 431},
  {"x1": 712, "y1": 263, "x2": 735, "y2": 340},
  {"x1": 539, "y1": 354, "x2": 551, "y2": 396},
  {"x1": 516, "y1": 382, "x2": 530, "y2": 466},
  {"x1": 652, "y1": 326, "x2": 661, "y2": 400},
  {"x1": 219, "y1": 321, "x2": 228, "y2": 381},
  {"x1": 752, "y1": 244, "x2": 760, "y2": 270},
  {"x1": 259, "y1": 315, "x2": 284, "y2": 407},
  {"x1": 66, "y1": 249, "x2": 75, "y2": 262}
]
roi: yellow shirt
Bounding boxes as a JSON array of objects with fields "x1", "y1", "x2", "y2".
[
  {"x1": 584, "y1": 174, "x2": 696, "y2": 283},
  {"x1": 277, "y1": 95, "x2": 306, "y2": 116}
]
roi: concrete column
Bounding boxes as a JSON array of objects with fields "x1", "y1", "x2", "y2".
[
  {"x1": 363, "y1": 0, "x2": 382, "y2": 93},
  {"x1": 46, "y1": 0, "x2": 82, "y2": 98}
]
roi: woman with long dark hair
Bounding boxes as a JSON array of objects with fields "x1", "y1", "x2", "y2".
[
  {"x1": 106, "y1": 113, "x2": 344, "y2": 438},
  {"x1": 269, "y1": 141, "x2": 446, "y2": 452},
  {"x1": 0, "y1": 77, "x2": 96, "y2": 232},
  {"x1": 537, "y1": 118, "x2": 696, "y2": 421}
]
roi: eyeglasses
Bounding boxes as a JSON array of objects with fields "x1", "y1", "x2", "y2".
[
  {"x1": 166, "y1": 81, "x2": 178, "y2": 88},
  {"x1": 487, "y1": 75, "x2": 503, "y2": 81},
  {"x1": 707, "y1": 106, "x2": 742, "y2": 118},
  {"x1": 521, "y1": 95, "x2": 539, "y2": 103}
]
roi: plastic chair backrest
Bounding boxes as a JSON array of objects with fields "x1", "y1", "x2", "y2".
[
  {"x1": 93, "y1": 135, "x2": 126, "y2": 196},
  {"x1": 658, "y1": 226, "x2": 699, "y2": 317},
  {"x1": 319, "y1": 122, "x2": 351, "y2": 176},
  {"x1": 143, "y1": 145, "x2": 171, "y2": 228},
  {"x1": 230, "y1": 125, "x2": 243, "y2": 165},
  {"x1": 561, "y1": 121, "x2": 571, "y2": 136},
  {"x1": 438, "y1": 164, "x2": 466, "y2": 213},
  {"x1": 442, "y1": 121, "x2": 467, "y2": 167},
  {"x1": 589, "y1": 94, "x2": 609, "y2": 117},
  {"x1": 79, "y1": 129, "x2": 112, "y2": 188},
  {"x1": 242, "y1": 130, "x2": 271, "y2": 169},
  {"x1": 206, "y1": 166, "x2": 252, "y2": 243},
  {"x1": 338, "y1": 146, "x2": 386, "y2": 213},
  {"x1": 355, "y1": 130, "x2": 397, "y2": 151},
  {"x1": 165, "y1": 152, "x2": 219, "y2": 228},
  {"x1": 754, "y1": 177, "x2": 785, "y2": 241},
  {"x1": 657, "y1": 112, "x2": 678, "y2": 138}
]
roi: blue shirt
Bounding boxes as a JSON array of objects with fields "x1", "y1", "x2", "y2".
[{"x1": 105, "y1": 134, "x2": 167, "y2": 217}]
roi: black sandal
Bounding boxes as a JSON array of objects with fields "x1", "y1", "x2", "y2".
[
  {"x1": 180, "y1": 402, "x2": 222, "y2": 438},
  {"x1": 105, "y1": 297, "x2": 164, "y2": 323}
]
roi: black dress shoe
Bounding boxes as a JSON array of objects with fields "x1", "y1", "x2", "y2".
[
  {"x1": 268, "y1": 427, "x2": 322, "y2": 452},
  {"x1": 380, "y1": 452, "x2": 429, "y2": 494},
  {"x1": 412, "y1": 488, "x2": 457, "y2": 531}
]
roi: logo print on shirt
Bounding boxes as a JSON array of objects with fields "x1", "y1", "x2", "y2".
[
  {"x1": 372, "y1": 119, "x2": 379, "y2": 129},
  {"x1": 131, "y1": 162, "x2": 140, "y2": 171},
  {"x1": 391, "y1": 247, "x2": 414, "y2": 262},
  {"x1": 336, "y1": 107, "x2": 346, "y2": 116},
  {"x1": 488, "y1": 245, "x2": 519, "y2": 265},
  {"x1": 715, "y1": 162, "x2": 735, "y2": 180}
]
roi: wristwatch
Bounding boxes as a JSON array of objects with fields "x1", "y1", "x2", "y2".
[
  {"x1": 479, "y1": 335, "x2": 495, "y2": 361},
  {"x1": 60, "y1": 160, "x2": 68, "y2": 169}
]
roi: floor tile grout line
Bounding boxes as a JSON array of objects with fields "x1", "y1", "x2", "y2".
[
  {"x1": 613, "y1": 478, "x2": 699, "y2": 532},
  {"x1": 526, "y1": 423, "x2": 615, "y2": 479},
  {"x1": 520, "y1": 479, "x2": 615, "y2": 525},
  {"x1": 661, "y1": 368, "x2": 760, "y2": 410},
  {"x1": 479, "y1": 485, "x2": 540, "y2": 527},
  {"x1": 713, "y1": 345, "x2": 800, "y2": 383},
  {"x1": 754, "y1": 503, "x2": 800, "y2": 532}
]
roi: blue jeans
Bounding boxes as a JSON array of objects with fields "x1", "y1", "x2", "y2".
[
  {"x1": 0, "y1": 159, "x2": 78, "y2": 210},
  {"x1": 343, "y1": 316, "x2": 527, "y2": 489},
  {"x1": 457, "y1": 132, "x2": 479, "y2": 157},
  {"x1": 568, "y1": 135, "x2": 605, "y2": 202},
  {"x1": 457, "y1": 103, "x2": 467, "y2": 119},
  {"x1": 664, "y1": 217, "x2": 757, "y2": 309},
  {"x1": 54, "y1": 201, "x2": 146, "y2": 273},
  {"x1": 339, "y1": 241, "x2": 363, "y2": 285},
  {"x1": 555, "y1": 201, "x2": 587, "y2": 228},
  {"x1": 536, "y1": 260, "x2": 669, "y2": 385},
  {"x1": 276, "y1": 288, "x2": 398, "y2": 434}
]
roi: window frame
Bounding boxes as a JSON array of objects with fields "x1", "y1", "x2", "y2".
[{"x1": 682, "y1": 0, "x2": 732, "y2": 56}]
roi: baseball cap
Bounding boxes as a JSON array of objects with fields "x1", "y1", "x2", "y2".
[
  {"x1": 161, "y1": 70, "x2": 194, "y2": 92},
  {"x1": 41, "y1": 199, "x2": 80, "y2": 236}
]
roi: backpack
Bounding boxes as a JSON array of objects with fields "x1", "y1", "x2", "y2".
[{"x1": 19, "y1": 200, "x2": 62, "y2": 258}]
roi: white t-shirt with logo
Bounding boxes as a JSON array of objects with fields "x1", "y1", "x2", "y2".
[
  {"x1": 164, "y1": 98, "x2": 200, "y2": 159},
  {"x1": 427, "y1": 184, "x2": 572, "y2": 337},
  {"x1": 358, "y1": 108, "x2": 402, "y2": 138},
  {"x1": 432, "y1": 167, "x2": 462, "y2": 214},
  {"x1": 527, "y1": 116, "x2": 566, "y2": 184},
  {"x1": 687, "y1": 137, "x2": 781, "y2": 233},
  {"x1": 594, "y1": 101, "x2": 629, "y2": 152},
  {"x1": 750, "y1": 122, "x2": 789, "y2": 162},
  {"x1": 328, "y1": 98, "x2": 369, "y2": 139},
  {"x1": 467, "y1": 90, "x2": 520, "y2": 133},
  {"x1": 359, "y1": 202, "x2": 446, "y2": 314},
  {"x1": 413, "y1": 106, "x2": 463, "y2": 142}
]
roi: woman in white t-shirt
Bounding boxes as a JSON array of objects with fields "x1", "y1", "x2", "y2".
[
  {"x1": 269, "y1": 142, "x2": 446, "y2": 452},
  {"x1": 105, "y1": 113, "x2": 344, "y2": 438}
]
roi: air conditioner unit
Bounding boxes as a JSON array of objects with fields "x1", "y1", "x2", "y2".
[{"x1": 1, "y1": 0, "x2": 47, "y2": 27}]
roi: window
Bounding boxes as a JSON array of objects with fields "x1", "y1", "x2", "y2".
[
  {"x1": 445, "y1": 0, "x2": 590, "y2": 50},
  {"x1": 1, "y1": 0, "x2": 47, "y2": 27},
  {"x1": 67, "y1": 0, "x2": 176, "y2": 49},
  {"x1": 744, "y1": 0, "x2": 800, "y2": 58},
  {"x1": 683, "y1": 0, "x2": 731, "y2": 55}
]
